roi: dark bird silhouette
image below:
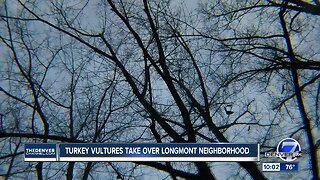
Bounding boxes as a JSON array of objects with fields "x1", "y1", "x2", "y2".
[
  {"x1": 224, "y1": 105, "x2": 234, "y2": 115},
  {"x1": 281, "y1": 84, "x2": 285, "y2": 94}
]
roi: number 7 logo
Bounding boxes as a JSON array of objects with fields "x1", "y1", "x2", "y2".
[
  {"x1": 277, "y1": 138, "x2": 301, "y2": 162},
  {"x1": 282, "y1": 141, "x2": 298, "y2": 153}
]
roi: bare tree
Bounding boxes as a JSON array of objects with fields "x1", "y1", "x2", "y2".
[
  {"x1": 198, "y1": 0, "x2": 320, "y2": 179},
  {"x1": 1, "y1": 0, "x2": 318, "y2": 179}
]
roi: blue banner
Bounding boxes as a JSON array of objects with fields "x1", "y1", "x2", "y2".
[
  {"x1": 58, "y1": 143, "x2": 259, "y2": 162},
  {"x1": 25, "y1": 143, "x2": 57, "y2": 161},
  {"x1": 24, "y1": 143, "x2": 259, "y2": 162},
  {"x1": 280, "y1": 163, "x2": 298, "y2": 171}
]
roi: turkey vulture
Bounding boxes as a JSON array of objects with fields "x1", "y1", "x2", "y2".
[{"x1": 224, "y1": 105, "x2": 234, "y2": 115}]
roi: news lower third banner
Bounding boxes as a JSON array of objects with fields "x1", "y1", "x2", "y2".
[{"x1": 25, "y1": 143, "x2": 260, "y2": 162}]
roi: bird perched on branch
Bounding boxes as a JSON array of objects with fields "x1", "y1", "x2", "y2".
[{"x1": 224, "y1": 105, "x2": 234, "y2": 115}]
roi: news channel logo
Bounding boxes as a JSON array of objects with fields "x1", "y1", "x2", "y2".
[{"x1": 265, "y1": 138, "x2": 302, "y2": 162}]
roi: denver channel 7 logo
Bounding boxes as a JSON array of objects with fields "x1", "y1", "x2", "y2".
[{"x1": 265, "y1": 138, "x2": 302, "y2": 162}]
